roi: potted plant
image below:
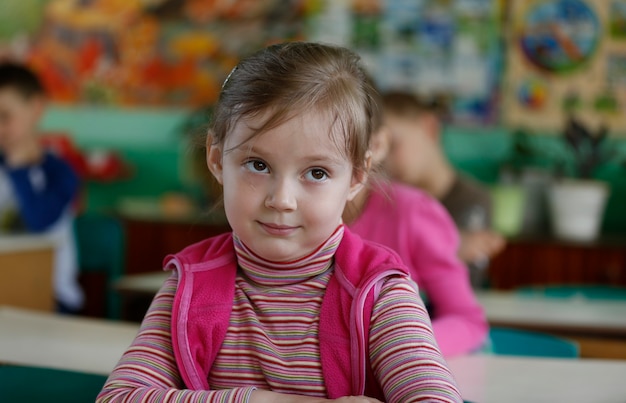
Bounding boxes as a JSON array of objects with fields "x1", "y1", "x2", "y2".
[
  {"x1": 547, "y1": 116, "x2": 615, "y2": 241},
  {"x1": 503, "y1": 116, "x2": 625, "y2": 241}
]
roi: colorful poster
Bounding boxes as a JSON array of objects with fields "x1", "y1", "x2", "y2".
[
  {"x1": 308, "y1": 0, "x2": 503, "y2": 125},
  {"x1": 1, "y1": 0, "x2": 502, "y2": 125},
  {"x1": 0, "y1": 0, "x2": 309, "y2": 107},
  {"x1": 503, "y1": 0, "x2": 626, "y2": 136}
]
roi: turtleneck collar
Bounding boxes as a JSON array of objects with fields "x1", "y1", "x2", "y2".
[{"x1": 233, "y1": 225, "x2": 344, "y2": 286}]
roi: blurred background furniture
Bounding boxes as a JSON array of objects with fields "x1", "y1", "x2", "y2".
[
  {"x1": 488, "y1": 235, "x2": 626, "y2": 289},
  {"x1": 75, "y1": 213, "x2": 125, "y2": 319},
  {"x1": 476, "y1": 290, "x2": 626, "y2": 359},
  {"x1": 3, "y1": 304, "x2": 626, "y2": 403},
  {"x1": 0, "y1": 305, "x2": 139, "y2": 375},
  {"x1": 489, "y1": 327, "x2": 579, "y2": 359},
  {"x1": 121, "y1": 209, "x2": 230, "y2": 275},
  {"x1": 449, "y1": 353, "x2": 626, "y2": 403},
  {"x1": 517, "y1": 284, "x2": 626, "y2": 300},
  {"x1": 0, "y1": 365, "x2": 107, "y2": 403},
  {"x1": 0, "y1": 235, "x2": 55, "y2": 312}
]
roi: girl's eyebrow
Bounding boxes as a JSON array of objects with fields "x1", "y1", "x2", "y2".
[{"x1": 243, "y1": 144, "x2": 345, "y2": 166}]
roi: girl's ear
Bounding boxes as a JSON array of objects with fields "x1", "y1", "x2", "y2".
[
  {"x1": 347, "y1": 152, "x2": 371, "y2": 201},
  {"x1": 206, "y1": 134, "x2": 224, "y2": 185}
]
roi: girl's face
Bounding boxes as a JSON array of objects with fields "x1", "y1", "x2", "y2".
[{"x1": 208, "y1": 110, "x2": 365, "y2": 262}]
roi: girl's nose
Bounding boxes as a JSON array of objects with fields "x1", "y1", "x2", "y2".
[{"x1": 265, "y1": 177, "x2": 297, "y2": 211}]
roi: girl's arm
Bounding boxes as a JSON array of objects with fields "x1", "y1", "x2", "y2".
[
  {"x1": 369, "y1": 276, "x2": 463, "y2": 403},
  {"x1": 407, "y1": 196, "x2": 488, "y2": 357},
  {"x1": 96, "y1": 272, "x2": 256, "y2": 402}
]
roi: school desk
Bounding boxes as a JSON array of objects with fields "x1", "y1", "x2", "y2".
[
  {"x1": 475, "y1": 290, "x2": 626, "y2": 359},
  {"x1": 0, "y1": 234, "x2": 55, "y2": 311},
  {"x1": 117, "y1": 272, "x2": 626, "y2": 336},
  {"x1": 448, "y1": 353, "x2": 626, "y2": 403},
  {"x1": 116, "y1": 273, "x2": 626, "y2": 358},
  {"x1": 0, "y1": 305, "x2": 139, "y2": 375},
  {"x1": 475, "y1": 290, "x2": 626, "y2": 335},
  {"x1": 2, "y1": 305, "x2": 626, "y2": 402}
]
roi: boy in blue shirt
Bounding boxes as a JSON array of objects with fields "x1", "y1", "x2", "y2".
[{"x1": 0, "y1": 61, "x2": 84, "y2": 313}]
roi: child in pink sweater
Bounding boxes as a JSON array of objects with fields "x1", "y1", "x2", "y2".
[{"x1": 344, "y1": 92, "x2": 488, "y2": 357}]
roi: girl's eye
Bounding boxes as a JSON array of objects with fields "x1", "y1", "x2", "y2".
[
  {"x1": 245, "y1": 160, "x2": 269, "y2": 173},
  {"x1": 306, "y1": 168, "x2": 328, "y2": 182}
]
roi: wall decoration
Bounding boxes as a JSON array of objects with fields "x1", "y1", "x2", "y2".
[
  {"x1": 610, "y1": 0, "x2": 626, "y2": 39},
  {"x1": 0, "y1": 0, "x2": 46, "y2": 42},
  {"x1": 519, "y1": 0, "x2": 600, "y2": 73},
  {"x1": 517, "y1": 76, "x2": 549, "y2": 110},
  {"x1": 308, "y1": 0, "x2": 503, "y2": 125},
  {"x1": 0, "y1": 0, "x2": 308, "y2": 107},
  {"x1": 0, "y1": 0, "x2": 502, "y2": 124},
  {"x1": 503, "y1": 0, "x2": 626, "y2": 135}
]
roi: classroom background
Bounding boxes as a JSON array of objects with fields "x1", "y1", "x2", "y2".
[
  {"x1": 1, "y1": 0, "x2": 625, "y2": 302},
  {"x1": 2, "y1": 1, "x2": 626, "y2": 401}
]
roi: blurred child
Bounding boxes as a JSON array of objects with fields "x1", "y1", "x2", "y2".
[
  {"x1": 344, "y1": 89, "x2": 488, "y2": 357},
  {"x1": 98, "y1": 42, "x2": 462, "y2": 402},
  {"x1": 381, "y1": 91, "x2": 505, "y2": 284},
  {"x1": 0, "y1": 61, "x2": 83, "y2": 313}
]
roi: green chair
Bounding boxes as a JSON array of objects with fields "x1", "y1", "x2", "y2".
[
  {"x1": 75, "y1": 213, "x2": 125, "y2": 319},
  {"x1": 517, "y1": 284, "x2": 626, "y2": 301},
  {"x1": 0, "y1": 365, "x2": 107, "y2": 402},
  {"x1": 489, "y1": 327, "x2": 580, "y2": 359}
]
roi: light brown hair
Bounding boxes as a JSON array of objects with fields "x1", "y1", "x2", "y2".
[{"x1": 209, "y1": 41, "x2": 378, "y2": 177}]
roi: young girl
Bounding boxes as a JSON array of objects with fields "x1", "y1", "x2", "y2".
[{"x1": 98, "y1": 42, "x2": 462, "y2": 403}]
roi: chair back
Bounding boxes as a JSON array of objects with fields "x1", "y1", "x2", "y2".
[
  {"x1": 489, "y1": 327, "x2": 580, "y2": 359},
  {"x1": 517, "y1": 284, "x2": 626, "y2": 301},
  {"x1": 0, "y1": 365, "x2": 107, "y2": 402},
  {"x1": 75, "y1": 213, "x2": 125, "y2": 319}
]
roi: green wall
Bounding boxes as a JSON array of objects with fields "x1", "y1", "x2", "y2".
[
  {"x1": 41, "y1": 104, "x2": 626, "y2": 234},
  {"x1": 41, "y1": 105, "x2": 196, "y2": 211}
]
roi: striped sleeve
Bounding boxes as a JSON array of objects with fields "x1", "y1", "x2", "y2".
[
  {"x1": 369, "y1": 276, "x2": 463, "y2": 403},
  {"x1": 96, "y1": 272, "x2": 256, "y2": 403}
]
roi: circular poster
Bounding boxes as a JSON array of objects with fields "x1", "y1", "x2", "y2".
[{"x1": 519, "y1": 0, "x2": 600, "y2": 72}]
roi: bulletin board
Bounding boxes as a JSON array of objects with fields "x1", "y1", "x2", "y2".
[
  {"x1": 309, "y1": 0, "x2": 504, "y2": 125},
  {"x1": 0, "y1": 0, "x2": 503, "y2": 125},
  {"x1": 502, "y1": 0, "x2": 626, "y2": 136},
  {"x1": 0, "y1": 0, "x2": 308, "y2": 107}
]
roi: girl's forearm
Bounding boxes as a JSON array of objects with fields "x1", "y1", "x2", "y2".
[{"x1": 250, "y1": 390, "x2": 382, "y2": 403}]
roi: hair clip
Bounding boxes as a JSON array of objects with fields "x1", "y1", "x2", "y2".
[{"x1": 221, "y1": 66, "x2": 238, "y2": 90}]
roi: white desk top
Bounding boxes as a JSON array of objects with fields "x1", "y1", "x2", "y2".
[
  {"x1": 0, "y1": 306, "x2": 139, "y2": 375},
  {"x1": 115, "y1": 270, "x2": 170, "y2": 294},
  {"x1": 475, "y1": 290, "x2": 626, "y2": 335},
  {"x1": 449, "y1": 354, "x2": 626, "y2": 403},
  {"x1": 0, "y1": 233, "x2": 56, "y2": 253},
  {"x1": 2, "y1": 305, "x2": 626, "y2": 402},
  {"x1": 117, "y1": 273, "x2": 626, "y2": 336}
]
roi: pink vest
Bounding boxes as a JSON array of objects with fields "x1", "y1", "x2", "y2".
[{"x1": 163, "y1": 228, "x2": 410, "y2": 399}]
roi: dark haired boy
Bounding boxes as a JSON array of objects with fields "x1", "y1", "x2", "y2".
[{"x1": 0, "y1": 61, "x2": 83, "y2": 313}]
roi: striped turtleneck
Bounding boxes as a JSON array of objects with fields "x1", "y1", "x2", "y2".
[
  {"x1": 233, "y1": 225, "x2": 344, "y2": 285},
  {"x1": 97, "y1": 225, "x2": 463, "y2": 402},
  {"x1": 208, "y1": 226, "x2": 345, "y2": 396}
]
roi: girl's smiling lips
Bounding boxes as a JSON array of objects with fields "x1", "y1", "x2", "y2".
[{"x1": 258, "y1": 222, "x2": 298, "y2": 236}]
